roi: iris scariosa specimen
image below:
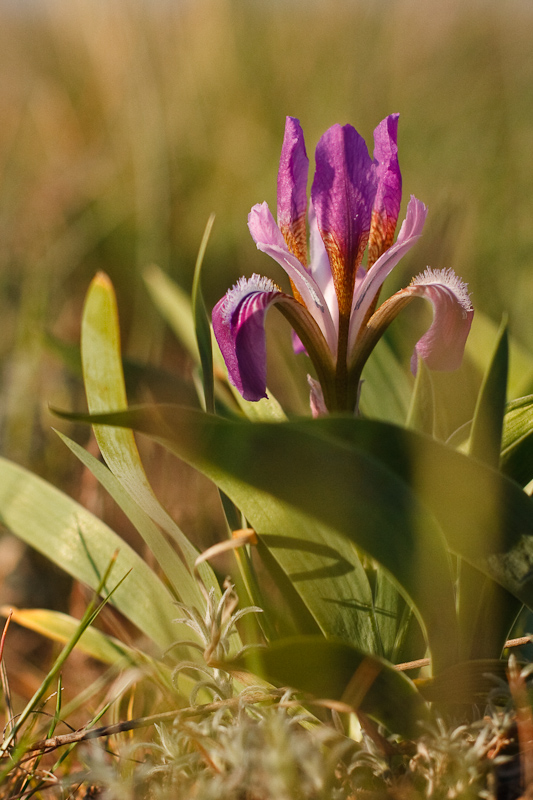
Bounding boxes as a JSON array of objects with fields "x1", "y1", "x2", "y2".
[{"x1": 213, "y1": 116, "x2": 473, "y2": 413}]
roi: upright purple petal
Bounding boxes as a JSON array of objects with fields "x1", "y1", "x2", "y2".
[
  {"x1": 212, "y1": 275, "x2": 284, "y2": 401},
  {"x1": 348, "y1": 195, "x2": 427, "y2": 352},
  {"x1": 368, "y1": 114, "x2": 402, "y2": 268},
  {"x1": 311, "y1": 124, "x2": 378, "y2": 320},
  {"x1": 408, "y1": 268, "x2": 474, "y2": 372},
  {"x1": 277, "y1": 117, "x2": 309, "y2": 265}
]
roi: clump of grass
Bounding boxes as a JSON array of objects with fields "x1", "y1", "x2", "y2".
[{"x1": 0, "y1": 577, "x2": 523, "y2": 800}]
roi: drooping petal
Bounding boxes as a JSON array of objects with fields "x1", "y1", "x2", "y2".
[
  {"x1": 348, "y1": 195, "x2": 427, "y2": 352},
  {"x1": 368, "y1": 113, "x2": 402, "y2": 268},
  {"x1": 213, "y1": 273, "x2": 337, "y2": 405},
  {"x1": 408, "y1": 267, "x2": 474, "y2": 372},
  {"x1": 347, "y1": 266, "x2": 473, "y2": 382},
  {"x1": 212, "y1": 275, "x2": 284, "y2": 401},
  {"x1": 311, "y1": 123, "x2": 378, "y2": 320},
  {"x1": 277, "y1": 117, "x2": 309, "y2": 265},
  {"x1": 248, "y1": 202, "x2": 337, "y2": 354}
]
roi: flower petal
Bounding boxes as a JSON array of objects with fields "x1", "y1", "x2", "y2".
[
  {"x1": 368, "y1": 113, "x2": 402, "y2": 268},
  {"x1": 308, "y1": 200, "x2": 338, "y2": 335},
  {"x1": 347, "y1": 266, "x2": 473, "y2": 382},
  {"x1": 307, "y1": 374, "x2": 328, "y2": 418},
  {"x1": 311, "y1": 123, "x2": 378, "y2": 319},
  {"x1": 348, "y1": 195, "x2": 427, "y2": 351},
  {"x1": 212, "y1": 275, "x2": 284, "y2": 401},
  {"x1": 248, "y1": 202, "x2": 337, "y2": 353},
  {"x1": 277, "y1": 117, "x2": 309, "y2": 265},
  {"x1": 408, "y1": 267, "x2": 474, "y2": 372}
]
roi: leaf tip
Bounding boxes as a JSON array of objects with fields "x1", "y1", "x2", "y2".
[{"x1": 92, "y1": 271, "x2": 114, "y2": 290}]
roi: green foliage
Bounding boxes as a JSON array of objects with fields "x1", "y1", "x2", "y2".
[
  {"x1": 38, "y1": 264, "x2": 533, "y2": 740},
  {"x1": 0, "y1": 455, "x2": 179, "y2": 651},
  {"x1": 234, "y1": 637, "x2": 429, "y2": 739},
  {"x1": 2, "y1": 1, "x2": 533, "y2": 791}
]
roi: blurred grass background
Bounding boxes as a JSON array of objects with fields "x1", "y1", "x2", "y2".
[
  {"x1": 0, "y1": 0, "x2": 532, "y2": 672},
  {"x1": 1, "y1": 0, "x2": 532, "y2": 467}
]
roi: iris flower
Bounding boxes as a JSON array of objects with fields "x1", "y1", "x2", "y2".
[{"x1": 213, "y1": 115, "x2": 473, "y2": 414}]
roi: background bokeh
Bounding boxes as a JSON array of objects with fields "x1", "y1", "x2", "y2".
[
  {"x1": 1, "y1": 0, "x2": 533, "y2": 460},
  {"x1": 0, "y1": 0, "x2": 532, "y2": 675}
]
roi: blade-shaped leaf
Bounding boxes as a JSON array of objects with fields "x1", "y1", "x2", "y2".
[
  {"x1": 360, "y1": 337, "x2": 413, "y2": 424},
  {"x1": 232, "y1": 636, "x2": 428, "y2": 738},
  {"x1": 192, "y1": 215, "x2": 216, "y2": 413},
  {"x1": 2, "y1": 607, "x2": 137, "y2": 665},
  {"x1": 55, "y1": 430, "x2": 201, "y2": 609},
  {"x1": 465, "y1": 310, "x2": 533, "y2": 400},
  {"x1": 81, "y1": 273, "x2": 216, "y2": 606},
  {"x1": 458, "y1": 320, "x2": 519, "y2": 660},
  {"x1": 501, "y1": 395, "x2": 533, "y2": 487},
  {"x1": 143, "y1": 264, "x2": 200, "y2": 363},
  {"x1": 291, "y1": 415, "x2": 533, "y2": 614},
  {"x1": 54, "y1": 406, "x2": 460, "y2": 670},
  {"x1": 468, "y1": 318, "x2": 508, "y2": 468},
  {"x1": 406, "y1": 356, "x2": 436, "y2": 436},
  {"x1": 0, "y1": 457, "x2": 179, "y2": 651}
]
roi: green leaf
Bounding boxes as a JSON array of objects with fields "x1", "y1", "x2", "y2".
[
  {"x1": 465, "y1": 310, "x2": 533, "y2": 400},
  {"x1": 56, "y1": 407, "x2": 533, "y2": 667},
  {"x1": 360, "y1": 337, "x2": 413, "y2": 424},
  {"x1": 255, "y1": 507, "x2": 379, "y2": 652},
  {"x1": 233, "y1": 636, "x2": 428, "y2": 738},
  {"x1": 370, "y1": 568, "x2": 423, "y2": 664},
  {"x1": 0, "y1": 456, "x2": 179, "y2": 652},
  {"x1": 406, "y1": 356, "x2": 435, "y2": 435},
  {"x1": 55, "y1": 406, "x2": 460, "y2": 670},
  {"x1": 55, "y1": 430, "x2": 202, "y2": 610},
  {"x1": 192, "y1": 214, "x2": 216, "y2": 413},
  {"x1": 45, "y1": 331, "x2": 198, "y2": 407},
  {"x1": 81, "y1": 273, "x2": 216, "y2": 606},
  {"x1": 458, "y1": 320, "x2": 518, "y2": 660},
  {"x1": 501, "y1": 395, "x2": 533, "y2": 487},
  {"x1": 143, "y1": 264, "x2": 200, "y2": 363},
  {"x1": 415, "y1": 659, "x2": 508, "y2": 705},
  {"x1": 468, "y1": 318, "x2": 508, "y2": 468},
  {"x1": 292, "y1": 415, "x2": 533, "y2": 628},
  {"x1": 3, "y1": 607, "x2": 137, "y2": 665}
]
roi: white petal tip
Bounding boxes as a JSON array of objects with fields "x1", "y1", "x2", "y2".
[{"x1": 411, "y1": 267, "x2": 473, "y2": 315}]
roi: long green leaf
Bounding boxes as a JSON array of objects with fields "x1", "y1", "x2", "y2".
[
  {"x1": 0, "y1": 456, "x2": 178, "y2": 651},
  {"x1": 234, "y1": 636, "x2": 428, "y2": 738},
  {"x1": 191, "y1": 214, "x2": 216, "y2": 413},
  {"x1": 54, "y1": 406, "x2": 461, "y2": 670},
  {"x1": 3, "y1": 607, "x2": 137, "y2": 665},
  {"x1": 55, "y1": 430, "x2": 202, "y2": 609},
  {"x1": 405, "y1": 357, "x2": 436, "y2": 435},
  {"x1": 468, "y1": 318, "x2": 508, "y2": 467},
  {"x1": 81, "y1": 272, "x2": 215, "y2": 606},
  {"x1": 465, "y1": 310, "x2": 533, "y2": 400},
  {"x1": 459, "y1": 320, "x2": 518, "y2": 659},
  {"x1": 359, "y1": 337, "x2": 413, "y2": 424},
  {"x1": 143, "y1": 264, "x2": 200, "y2": 363},
  {"x1": 292, "y1": 415, "x2": 533, "y2": 611},
  {"x1": 60, "y1": 407, "x2": 533, "y2": 664},
  {"x1": 501, "y1": 395, "x2": 533, "y2": 487}
]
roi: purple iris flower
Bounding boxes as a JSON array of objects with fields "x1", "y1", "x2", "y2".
[{"x1": 213, "y1": 115, "x2": 473, "y2": 414}]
